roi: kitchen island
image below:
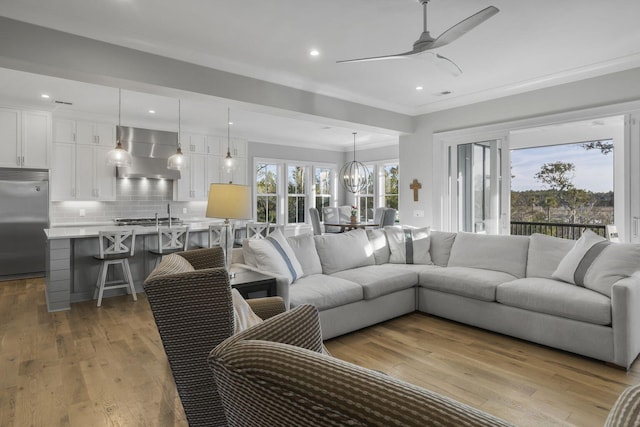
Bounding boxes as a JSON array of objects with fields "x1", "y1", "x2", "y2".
[{"x1": 43, "y1": 221, "x2": 223, "y2": 311}]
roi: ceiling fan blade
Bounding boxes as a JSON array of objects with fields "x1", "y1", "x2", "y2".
[
  {"x1": 430, "y1": 6, "x2": 499, "y2": 49},
  {"x1": 336, "y1": 50, "x2": 416, "y2": 64},
  {"x1": 434, "y1": 53, "x2": 462, "y2": 76}
]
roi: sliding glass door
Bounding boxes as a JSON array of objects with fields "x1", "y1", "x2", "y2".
[{"x1": 446, "y1": 137, "x2": 509, "y2": 234}]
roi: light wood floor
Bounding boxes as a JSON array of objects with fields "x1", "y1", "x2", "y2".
[{"x1": 1, "y1": 279, "x2": 639, "y2": 426}]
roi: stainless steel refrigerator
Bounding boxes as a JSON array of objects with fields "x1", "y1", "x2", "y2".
[{"x1": 0, "y1": 168, "x2": 49, "y2": 279}]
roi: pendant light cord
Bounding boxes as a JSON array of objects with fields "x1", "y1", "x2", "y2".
[
  {"x1": 177, "y1": 99, "x2": 181, "y2": 149},
  {"x1": 353, "y1": 132, "x2": 357, "y2": 162},
  {"x1": 227, "y1": 107, "x2": 231, "y2": 156}
]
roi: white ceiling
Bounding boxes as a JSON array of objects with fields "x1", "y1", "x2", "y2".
[{"x1": 1, "y1": 0, "x2": 640, "y2": 147}]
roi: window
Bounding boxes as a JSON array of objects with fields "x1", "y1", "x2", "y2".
[
  {"x1": 256, "y1": 163, "x2": 278, "y2": 223},
  {"x1": 254, "y1": 158, "x2": 336, "y2": 225},
  {"x1": 287, "y1": 165, "x2": 306, "y2": 223},
  {"x1": 383, "y1": 163, "x2": 399, "y2": 211},
  {"x1": 358, "y1": 165, "x2": 375, "y2": 222},
  {"x1": 314, "y1": 166, "x2": 332, "y2": 220}
]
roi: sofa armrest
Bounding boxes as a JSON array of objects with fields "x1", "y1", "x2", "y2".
[
  {"x1": 231, "y1": 263, "x2": 291, "y2": 309},
  {"x1": 246, "y1": 297, "x2": 286, "y2": 320},
  {"x1": 611, "y1": 274, "x2": 640, "y2": 369},
  {"x1": 178, "y1": 247, "x2": 225, "y2": 270}
]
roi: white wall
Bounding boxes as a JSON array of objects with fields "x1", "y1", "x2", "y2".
[{"x1": 400, "y1": 66, "x2": 640, "y2": 229}]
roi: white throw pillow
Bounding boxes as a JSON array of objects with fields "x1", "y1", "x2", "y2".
[
  {"x1": 246, "y1": 229, "x2": 304, "y2": 284},
  {"x1": 582, "y1": 243, "x2": 640, "y2": 297},
  {"x1": 384, "y1": 226, "x2": 432, "y2": 265},
  {"x1": 367, "y1": 229, "x2": 390, "y2": 265},
  {"x1": 313, "y1": 229, "x2": 375, "y2": 274},
  {"x1": 287, "y1": 234, "x2": 323, "y2": 276},
  {"x1": 231, "y1": 288, "x2": 263, "y2": 333},
  {"x1": 552, "y1": 229, "x2": 608, "y2": 286}
]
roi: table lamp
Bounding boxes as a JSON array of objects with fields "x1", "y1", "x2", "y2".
[{"x1": 206, "y1": 183, "x2": 252, "y2": 272}]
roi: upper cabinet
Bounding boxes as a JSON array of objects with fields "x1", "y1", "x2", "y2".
[
  {"x1": 217, "y1": 136, "x2": 247, "y2": 157},
  {"x1": 51, "y1": 117, "x2": 116, "y2": 201},
  {"x1": 53, "y1": 118, "x2": 114, "y2": 147},
  {"x1": 0, "y1": 107, "x2": 50, "y2": 169},
  {"x1": 180, "y1": 132, "x2": 206, "y2": 154}
]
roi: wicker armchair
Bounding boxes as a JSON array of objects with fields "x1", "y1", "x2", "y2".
[
  {"x1": 144, "y1": 247, "x2": 285, "y2": 427},
  {"x1": 209, "y1": 305, "x2": 640, "y2": 427}
]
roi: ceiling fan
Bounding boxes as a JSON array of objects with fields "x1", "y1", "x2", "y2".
[{"x1": 337, "y1": 0, "x2": 499, "y2": 75}]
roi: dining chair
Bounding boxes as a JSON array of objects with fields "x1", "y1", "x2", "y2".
[
  {"x1": 246, "y1": 222, "x2": 270, "y2": 239},
  {"x1": 309, "y1": 208, "x2": 322, "y2": 235}
]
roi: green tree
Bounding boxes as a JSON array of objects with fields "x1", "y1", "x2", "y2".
[{"x1": 534, "y1": 162, "x2": 575, "y2": 193}]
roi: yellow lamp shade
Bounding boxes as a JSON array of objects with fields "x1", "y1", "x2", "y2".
[{"x1": 206, "y1": 183, "x2": 252, "y2": 220}]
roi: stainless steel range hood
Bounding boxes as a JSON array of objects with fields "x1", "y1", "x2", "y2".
[{"x1": 116, "y1": 126, "x2": 181, "y2": 179}]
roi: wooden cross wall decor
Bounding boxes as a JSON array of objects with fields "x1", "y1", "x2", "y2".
[{"x1": 410, "y1": 179, "x2": 422, "y2": 202}]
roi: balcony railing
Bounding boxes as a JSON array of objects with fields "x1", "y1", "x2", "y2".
[{"x1": 510, "y1": 221, "x2": 606, "y2": 240}]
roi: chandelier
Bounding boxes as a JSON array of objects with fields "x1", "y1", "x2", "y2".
[{"x1": 340, "y1": 132, "x2": 370, "y2": 193}]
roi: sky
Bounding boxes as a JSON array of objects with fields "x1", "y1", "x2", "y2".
[{"x1": 510, "y1": 143, "x2": 613, "y2": 192}]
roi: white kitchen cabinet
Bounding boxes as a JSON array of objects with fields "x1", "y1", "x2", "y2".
[
  {"x1": 76, "y1": 121, "x2": 114, "y2": 147},
  {"x1": 175, "y1": 153, "x2": 207, "y2": 201},
  {"x1": 180, "y1": 133, "x2": 206, "y2": 154},
  {"x1": 53, "y1": 118, "x2": 76, "y2": 144},
  {"x1": 21, "y1": 111, "x2": 50, "y2": 168},
  {"x1": 51, "y1": 143, "x2": 76, "y2": 201},
  {"x1": 76, "y1": 145, "x2": 116, "y2": 200},
  {"x1": 0, "y1": 108, "x2": 50, "y2": 168},
  {"x1": 205, "y1": 135, "x2": 221, "y2": 155},
  {"x1": 0, "y1": 108, "x2": 20, "y2": 168},
  {"x1": 51, "y1": 143, "x2": 115, "y2": 201},
  {"x1": 217, "y1": 136, "x2": 247, "y2": 157},
  {"x1": 206, "y1": 154, "x2": 222, "y2": 187},
  {"x1": 53, "y1": 118, "x2": 114, "y2": 147}
]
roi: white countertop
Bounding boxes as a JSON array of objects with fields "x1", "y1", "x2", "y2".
[{"x1": 44, "y1": 220, "x2": 225, "y2": 239}]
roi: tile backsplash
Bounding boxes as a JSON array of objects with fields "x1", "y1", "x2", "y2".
[{"x1": 51, "y1": 179, "x2": 208, "y2": 225}]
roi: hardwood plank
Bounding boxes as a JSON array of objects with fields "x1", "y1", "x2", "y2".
[{"x1": 1, "y1": 278, "x2": 639, "y2": 426}]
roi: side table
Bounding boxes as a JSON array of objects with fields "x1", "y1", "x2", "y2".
[{"x1": 229, "y1": 268, "x2": 277, "y2": 300}]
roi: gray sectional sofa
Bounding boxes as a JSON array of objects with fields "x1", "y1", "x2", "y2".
[{"x1": 232, "y1": 227, "x2": 640, "y2": 369}]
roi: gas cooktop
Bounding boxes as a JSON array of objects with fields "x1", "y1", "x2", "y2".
[{"x1": 113, "y1": 217, "x2": 183, "y2": 226}]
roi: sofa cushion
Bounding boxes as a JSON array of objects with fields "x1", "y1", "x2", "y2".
[
  {"x1": 526, "y1": 233, "x2": 575, "y2": 279},
  {"x1": 496, "y1": 278, "x2": 611, "y2": 325},
  {"x1": 245, "y1": 229, "x2": 304, "y2": 285},
  {"x1": 145, "y1": 253, "x2": 195, "y2": 281},
  {"x1": 552, "y1": 229, "x2": 607, "y2": 286},
  {"x1": 419, "y1": 267, "x2": 517, "y2": 302},
  {"x1": 448, "y1": 233, "x2": 529, "y2": 278},
  {"x1": 331, "y1": 265, "x2": 418, "y2": 300},
  {"x1": 289, "y1": 274, "x2": 363, "y2": 310},
  {"x1": 287, "y1": 234, "x2": 323, "y2": 276},
  {"x1": 314, "y1": 229, "x2": 375, "y2": 274},
  {"x1": 384, "y1": 226, "x2": 432, "y2": 265},
  {"x1": 366, "y1": 229, "x2": 390, "y2": 265},
  {"x1": 429, "y1": 231, "x2": 457, "y2": 267},
  {"x1": 383, "y1": 263, "x2": 441, "y2": 274}
]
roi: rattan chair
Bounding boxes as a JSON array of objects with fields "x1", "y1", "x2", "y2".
[{"x1": 144, "y1": 247, "x2": 285, "y2": 427}]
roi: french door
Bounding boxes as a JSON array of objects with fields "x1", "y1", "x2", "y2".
[{"x1": 444, "y1": 135, "x2": 510, "y2": 234}]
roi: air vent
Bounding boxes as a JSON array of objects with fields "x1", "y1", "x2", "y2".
[{"x1": 54, "y1": 100, "x2": 73, "y2": 105}]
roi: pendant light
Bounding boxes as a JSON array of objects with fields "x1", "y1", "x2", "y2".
[
  {"x1": 340, "y1": 132, "x2": 370, "y2": 193},
  {"x1": 106, "y1": 88, "x2": 133, "y2": 167},
  {"x1": 223, "y1": 107, "x2": 236, "y2": 174},
  {"x1": 167, "y1": 99, "x2": 185, "y2": 170}
]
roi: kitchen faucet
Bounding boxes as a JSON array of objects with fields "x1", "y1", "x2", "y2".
[{"x1": 167, "y1": 203, "x2": 172, "y2": 228}]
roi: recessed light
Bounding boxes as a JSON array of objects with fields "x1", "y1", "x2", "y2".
[
  {"x1": 228, "y1": 121, "x2": 233, "y2": 125},
  {"x1": 309, "y1": 49, "x2": 320, "y2": 57},
  {"x1": 41, "y1": 94, "x2": 50, "y2": 99},
  {"x1": 415, "y1": 86, "x2": 424, "y2": 91},
  {"x1": 148, "y1": 110, "x2": 156, "y2": 114}
]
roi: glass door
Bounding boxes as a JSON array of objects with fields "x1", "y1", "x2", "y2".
[{"x1": 447, "y1": 137, "x2": 508, "y2": 234}]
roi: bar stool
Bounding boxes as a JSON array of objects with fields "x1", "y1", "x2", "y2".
[
  {"x1": 149, "y1": 226, "x2": 189, "y2": 266},
  {"x1": 246, "y1": 222, "x2": 270, "y2": 239},
  {"x1": 93, "y1": 229, "x2": 137, "y2": 307},
  {"x1": 208, "y1": 224, "x2": 232, "y2": 248}
]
